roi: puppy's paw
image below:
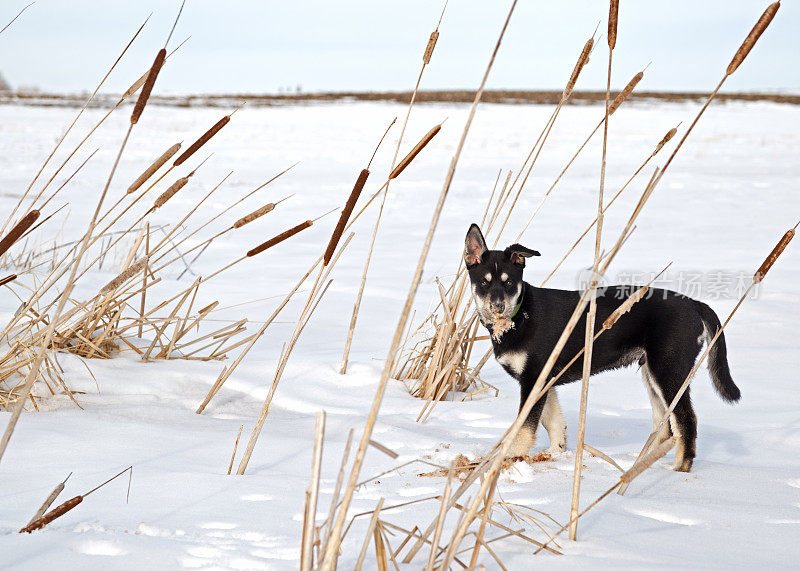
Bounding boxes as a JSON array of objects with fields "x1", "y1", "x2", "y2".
[
  {"x1": 507, "y1": 426, "x2": 536, "y2": 458},
  {"x1": 672, "y1": 458, "x2": 693, "y2": 472}
]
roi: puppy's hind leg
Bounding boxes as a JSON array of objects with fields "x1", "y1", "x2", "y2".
[
  {"x1": 540, "y1": 389, "x2": 567, "y2": 453},
  {"x1": 641, "y1": 362, "x2": 672, "y2": 446}
]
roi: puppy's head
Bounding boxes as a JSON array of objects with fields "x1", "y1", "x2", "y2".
[{"x1": 464, "y1": 223, "x2": 539, "y2": 323}]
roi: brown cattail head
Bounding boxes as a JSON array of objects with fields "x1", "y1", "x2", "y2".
[
  {"x1": 562, "y1": 38, "x2": 594, "y2": 101},
  {"x1": 0, "y1": 274, "x2": 17, "y2": 287},
  {"x1": 653, "y1": 125, "x2": 679, "y2": 156},
  {"x1": 323, "y1": 169, "x2": 370, "y2": 265},
  {"x1": 0, "y1": 210, "x2": 40, "y2": 258},
  {"x1": 602, "y1": 285, "x2": 649, "y2": 330},
  {"x1": 423, "y1": 30, "x2": 439, "y2": 64},
  {"x1": 131, "y1": 49, "x2": 166, "y2": 125},
  {"x1": 19, "y1": 496, "x2": 83, "y2": 534},
  {"x1": 608, "y1": 71, "x2": 643, "y2": 116},
  {"x1": 152, "y1": 177, "x2": 189, "y2": 211},
  {"x1": 100, "y1": 257, "x2": 150, "y2": 295},
  {"x1": 127, "y1": 142, "x2": 182, "y2": 194},
  {"x1": 173, "y1": 116, "x2": 230, "y2": 167},
  {"x1": 754, "y1": 228, "x2": 794, "y2": 283},
  {"x1": 389, "y1": 124, "x2": 442, "y2": 180},
  {"x1": 233, "y1": 202, "x2": 277, "y2": 229},
  {"x1": 727, "y1": 2, "x2": 780, "y2": 76},
  {"x1": 608, "y1": 0, "x2": 620, "y2": 49},
  {"x1": 246, "y1": 220, "x2": 312, "y2": 258}
]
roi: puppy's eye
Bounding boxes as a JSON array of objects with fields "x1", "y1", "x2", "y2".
[
  {"x1": 480, "y1": 279, "x2": 488, "y2": 287},
  {"x1": 505, "y1": 280, "x2": 513, "y2": 287}
]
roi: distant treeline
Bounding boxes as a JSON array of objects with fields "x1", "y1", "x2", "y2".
[{"x1": 2, "y1": 90, "x2": 798, "y2": 109}]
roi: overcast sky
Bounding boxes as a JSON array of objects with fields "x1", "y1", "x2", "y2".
[{"x1": 1, "y1": 1, "x2": 797, "y2": 94}]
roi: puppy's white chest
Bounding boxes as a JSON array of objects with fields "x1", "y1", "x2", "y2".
[{"x1": 497, "y1": 350, "x2": 527, "y2": 376}]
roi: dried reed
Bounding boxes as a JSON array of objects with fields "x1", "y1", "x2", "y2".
[
  {"x1": 0, "y1": 2, "x2": 34, "y2": 36},
  {"x1": 570, "y1": 0, "x2": 618, "y2": 540},
  {"x1": 301, "y1": 411, "x2": 326, "y2": 571},
  {"x1": 320, "y1": 4, "x2": 518, "y2": 566},
  {"x1": 227, "y1": 424, "x2": 243, "y2": 475},
  {"x1": 338, "y1": 4, "x2": 447, "y2": 376}
]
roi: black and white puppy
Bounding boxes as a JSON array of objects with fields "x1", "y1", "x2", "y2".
[{"x1": 464, "y1": 224, "x2": 740, "y2": 472}]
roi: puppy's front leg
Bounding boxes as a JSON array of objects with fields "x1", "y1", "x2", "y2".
[{"x1": 508, "y1": 379, "x2": 547, "y2": 457}]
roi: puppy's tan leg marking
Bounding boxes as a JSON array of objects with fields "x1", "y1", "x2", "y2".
[
  {"x1": 540, "y1": 390, "x2": 567, "y2": 453},
  {"x1": 508, "y1": 424, "x2": 536, "y2": 457},
  {"x1": 642, "y1": 364, "x2": 672, "y2": 445}
]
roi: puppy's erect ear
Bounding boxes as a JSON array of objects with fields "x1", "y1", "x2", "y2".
[
  {"x1": 504, "y1": 243, "x2": 540, "y2": 267},
  {"x1": 464, "y1": 224, "x2": 488, "y2": 266}
]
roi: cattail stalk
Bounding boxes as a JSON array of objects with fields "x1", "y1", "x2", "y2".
[
  {"x1": 20, "y1": 467, "x2": 131, "y2": 533},
  {"x1": 423, "y1": 31, "x2": 439, "y2": 64},
  {"x1": 0, "y1": 16, "x2": 150, "y2": 237},
  {"x1": 323, "y1": 169, "x2": 369, "y2": 265},
  {"x1": 755, "y1": 227, "x2": 794, "y2": 282},
  {"x1": 0, "y1": 274, "x2": 17, "y2": 287},
  {"x1": 607, "y1": 0, "x2": 619, "y2": 49},
  {"x1": 322, "y1": 3, "x2": 518, "y2": 566},
  {"x1": 300, "y1": 411, "x2": 326, "y2": 571},
  {"x1": 99, "y1": 257, "x2": 149, "y2": 295},
  {"x1": 127, "y1": 142, "x2": 182, "y2": 193},
  {"x1": 534, "y1": 438, "x2": 676, "y2": 554},
  {"x1": 389, "y1": 124, "x2": 442, "y2": 180},
  {"x1": 653, "y1": 125, "x2": 678, "y2": 156},
  {"x1": 26, "y1": 473, "x2": 71, "y2": 527},
  {"x1": 571, "y1": 8, "x2": 617, "y2": 537},
  {"x1": 514, "y1": 68, "x2": 645, "y2": 241},
  {"x1": 247, "y1": 221, "x2": 313, "y2": 258},
  {"x1": 20, "y1": 496, "x2": 83, "y2": 533},
  {"x1": 152, "y1": 177, "x2": 189, "y2": 211},
  {"x1": 227, "y1": 425, "x2": 243, "y2": 475},
  {"x1": 130, "y1": 49, "x2": 166, "y2": 124},
  {"x1": 0, "y1": 210, "x2": 40, "y2": 258},
  {"x1": 339, "y1": 5, "x2": 446, "y2": 372},
  {"x1": 236, "y1": 234, "x2": 354, "y2": 474},
  {"x1": 562, "y1": 38, "x2": 593, "y2": 101},
  {"x1": 542, "y1": 124, "x2": 679, "y2": 287},
  {"x1": 602, "y1": 285, "x2": 649, "y2": 330},
  {"x1": 494, "y1": 32, "x2": 598, "y2": 245},
  {"x1": 608, "y1": 71, "x2": 642, "y2": 115},
  {"x1": 727, "y1": 2, "x2": 780, "y2": 76},
  {"x1": 233, "y1": 203, "x2": 275, "y2": 228},
  {"x1": 174, "y1": 116, "x2": 229, "y2": 166},
  {"x1": 620, "y1": 223, "x2": 795, "y2": 495}
]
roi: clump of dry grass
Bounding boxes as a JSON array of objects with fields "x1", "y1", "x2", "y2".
[{"x1": 419, "y1": 452, "x2": 554, "y2": 480}]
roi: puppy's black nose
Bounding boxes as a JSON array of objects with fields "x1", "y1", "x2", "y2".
[{"x1": 491, "y1": 302, "x2": 505, "y2": 313}]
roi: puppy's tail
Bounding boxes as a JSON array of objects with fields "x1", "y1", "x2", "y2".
[{"x1": 696, "y1": 301, "x2": 741, "y2": 403}]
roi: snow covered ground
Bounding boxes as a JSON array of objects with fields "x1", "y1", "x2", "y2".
[{"x1": 1, "y1": 98, "x2": 799, "y2": 569}]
